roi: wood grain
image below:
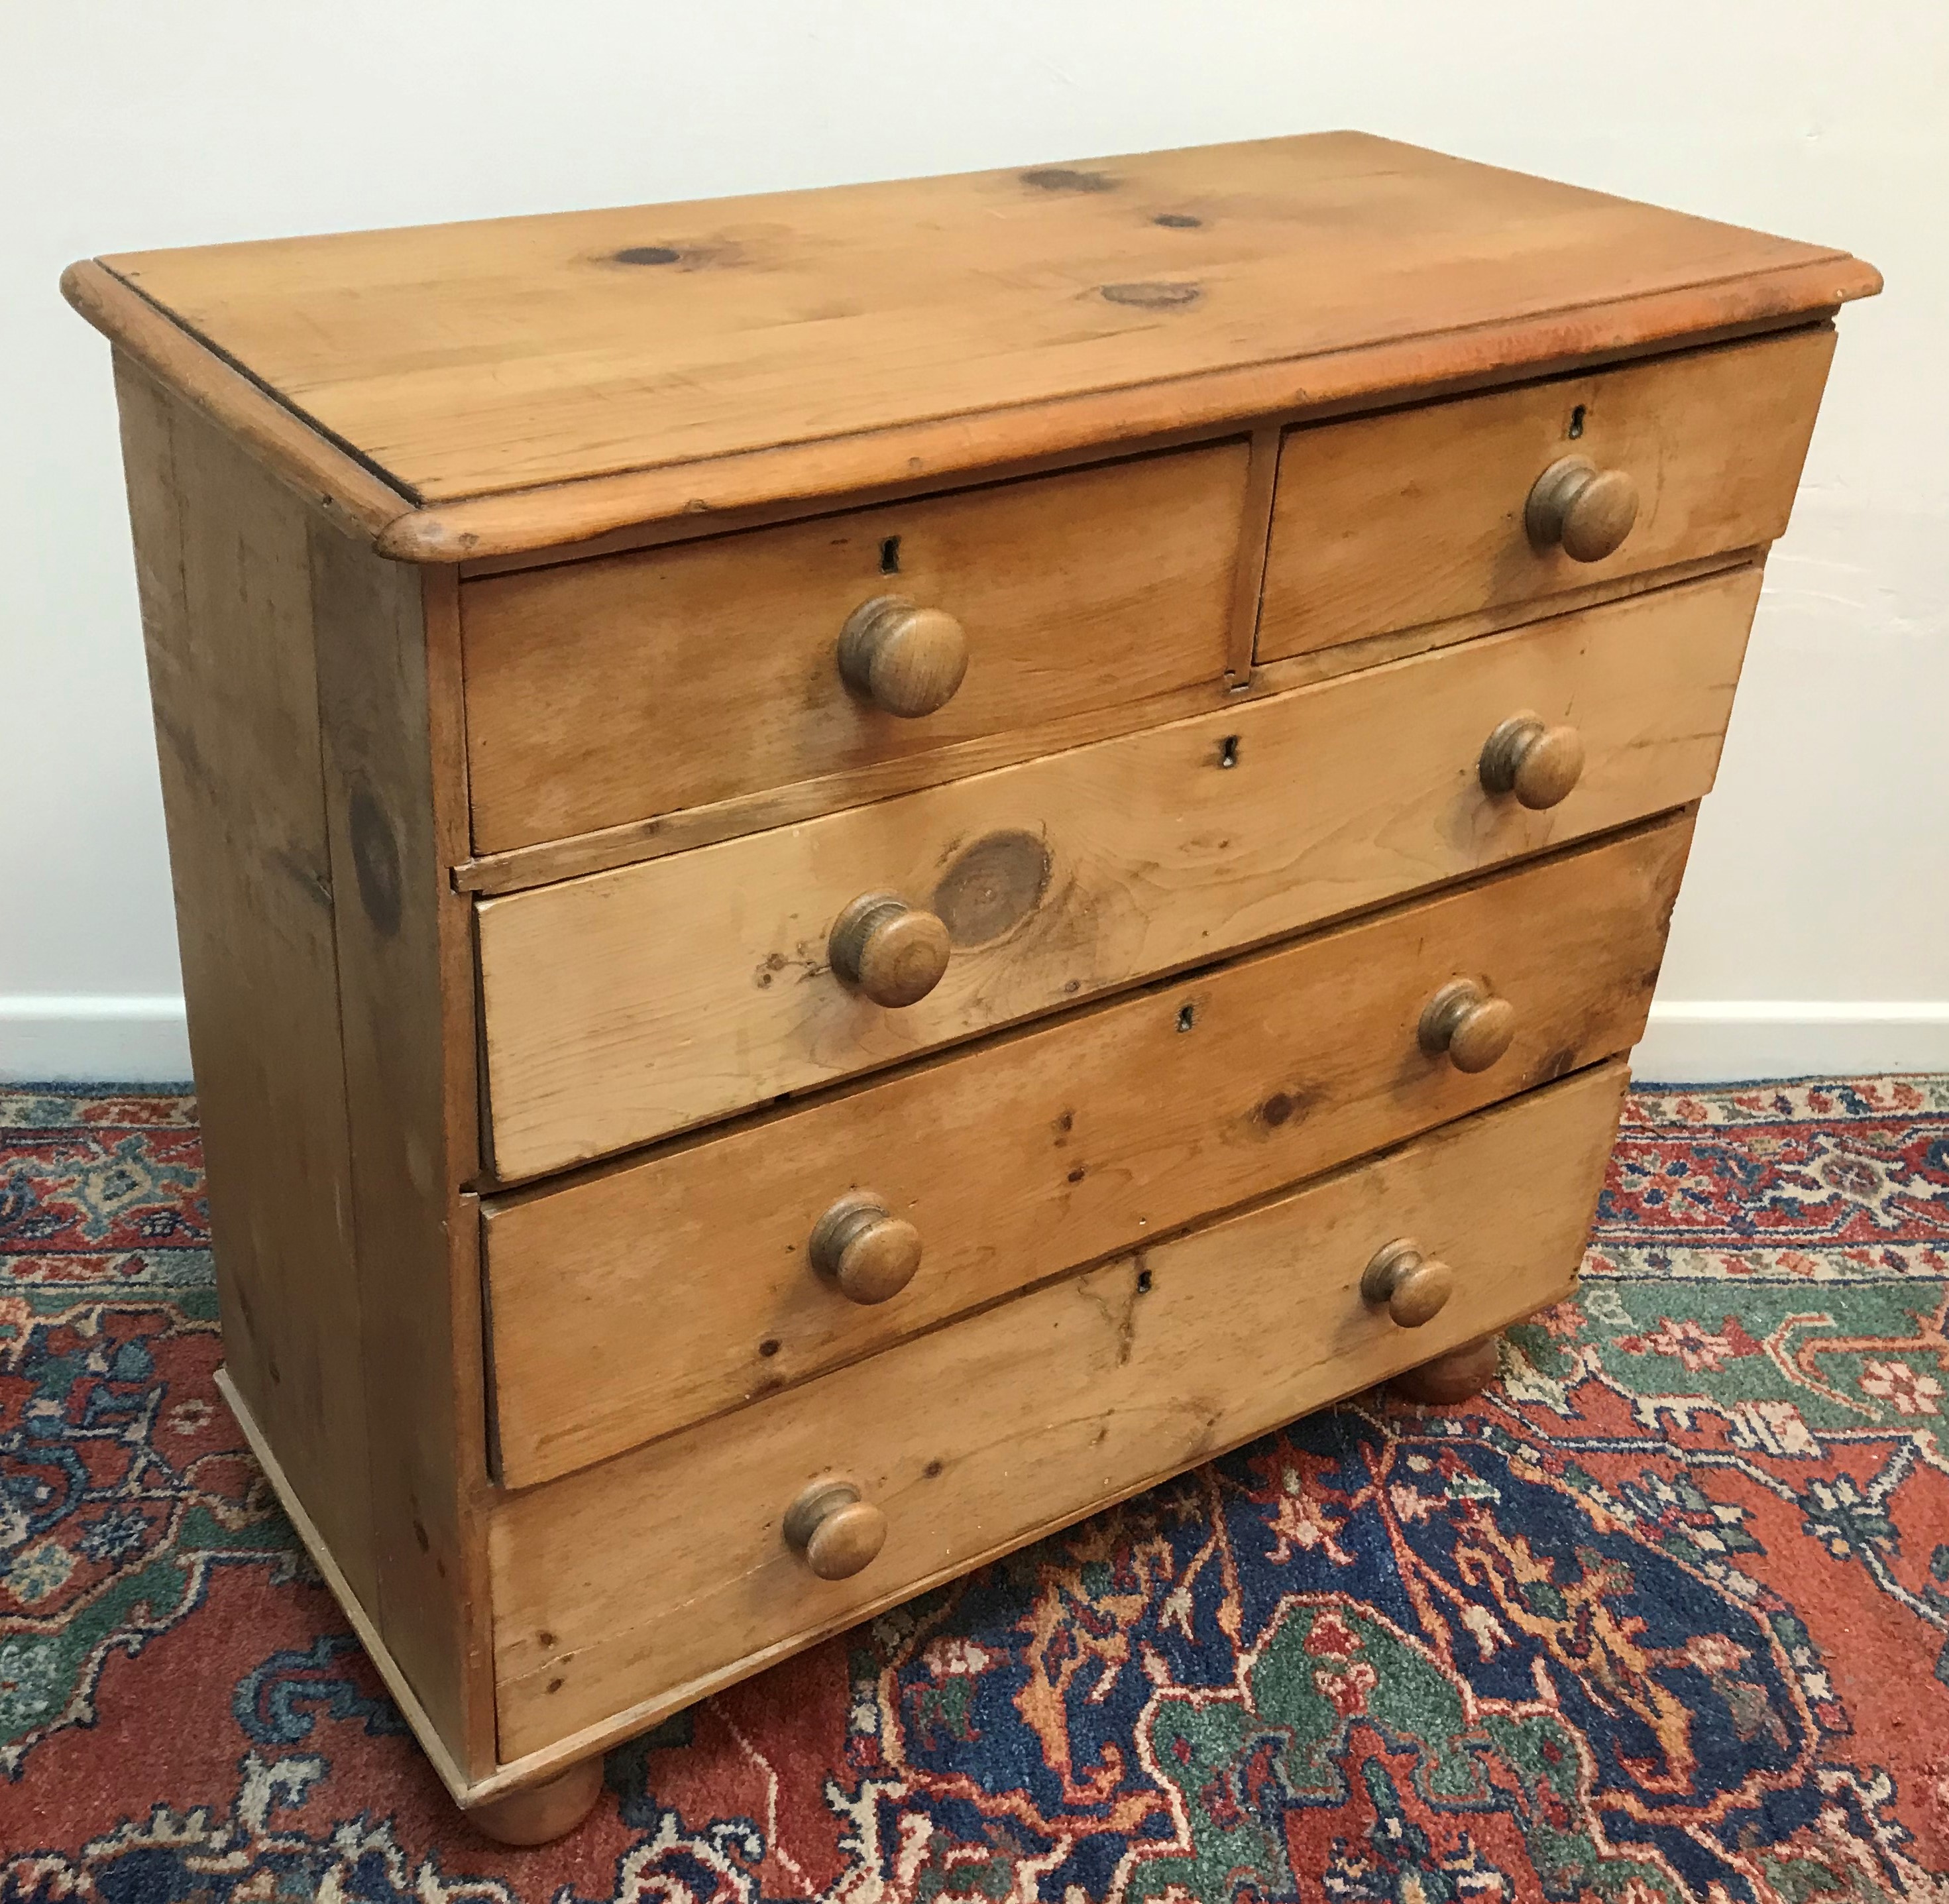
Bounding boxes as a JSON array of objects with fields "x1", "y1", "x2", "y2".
[
  {"x1": 217, "y1": 1369, "x2": 476, "y2": 1807},
  {"x1": 476, "y1": 566, "x2": 1757, "y2": 1180},
  {"x1": 484, "y1": 815, "x2": 1691, "y2": 1486},
  {"x1": 67, "y1": 262, "x2": 409, "y2": 536},
  {"x1": 79, "y1": 126, "x2": 1871, "y2": 1811},
  {"x1": 1258, "y1": 325, "x2": 1834, "y2": 659},
  {"x1": 83, "y1": 134, "x2": 1875, "y2": 558},
  {"x1": 308, "y1": 535, "x2": 494, "y2": 1774},
  {"x1": 461, "y1": 445, "x2": 1247, "y2": 852},
  {"x1": 112, "y1": 358, "x2": 495, "y2": 1779},
  {"x1": 113, "y1": 357, "x2": 378, "y2": 1610},
  {"x1": 467, "y1": 1758, "x2": 604, "y2": 1846},
  {"x1": 374, "y1": 279, "x2": 1872, "y2": 565},
  {"x1": 451, "y1": 549, "x2": 1757, "y2": 897},
  {"x1": 430, "y1": 309, "x2": 1839, "y2": 581},
  {"x1": 1224, "y1": 425, "x2": 1282, "y2": 683},
  {"x1": 488, "y1": 1062, "x2": 1627, "y2": 1758}
]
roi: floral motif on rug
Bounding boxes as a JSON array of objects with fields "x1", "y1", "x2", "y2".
[{"x1": 0, "y1": 1076, "x2": 1945, "y2": 1901}]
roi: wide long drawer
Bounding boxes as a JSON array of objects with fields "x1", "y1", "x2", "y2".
[
  {"x1": 477, "y1": 567, "x2": 1754, "y2": 1180},
  {"x1": 488, "y1": 1059, "x2": 1627, "y2": 1760},
  {"x1": 484, "y1": 816, "x2": 1689, "y2": 1487},
  {"x1": 1257, "y1": 325, "x2": 1832, "y2": 661},
  {"x1": 463, "y1": 443, "x2": 1250, "y2": 853}
]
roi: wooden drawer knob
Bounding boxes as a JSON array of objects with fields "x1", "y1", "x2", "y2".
[
  {"x1": 1478, "y1": 712, "x2": 1585, "y2": 811},
  {"x1": 784, "y1": 1478, "x2": 887, "y2": 1580},
  {"x1": 829, "y1": 893, "x2": 952, "y2": 1007},
  {"x1": 1526, "y1": 455, "x2": 1639, "y2": 563},
  {"x1": 838, "y1": 595, "x2": 969, "y2": 718},
  {"x1": 1418, "y1": 978, "x2": 1516, "y2": 1074},
  {"x1": 810, "y1": 1190, "x2": 922, "y2": 1304},
  {"x1": 1361, "y1": 1238, "x2": 1455, "y2": 1329}
]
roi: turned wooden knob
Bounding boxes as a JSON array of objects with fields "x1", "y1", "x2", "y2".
[
  {"x1": 1361, "y1": 1238, "x2": 1456, "y2": 1329},
  {"x1": 1478, "y1": 712, "x2": 1586, "y2": 811},
  {"x1": 838, "y1": 596, "x2": 969, "y2": 717},
  {"x1": 810, "y1": 1190, "x2": 922, "y2": 1303},
  {"x1": 784, "y1": 1479, "x2": 887, "y2": 1579},
  {"x1": 1418, "y1": 978, "x2": 1517, "y2": 1074},
  {"x1": 1526, "y1": 455, "x2": 1639, "y2": 563},
  {"x1": 828, "y1": 892, "x2": 952, "y2": 1007}
]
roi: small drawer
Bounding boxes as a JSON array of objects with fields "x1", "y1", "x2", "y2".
[
  {"x1": 487, "y1": 1060, "x2": 1627, "y2": 1760},
  {"x1": 1256, "y1": 325, "x2": 1834, "y2": 662},
  {"x1": 476, "y1": 565, "x2": 1755, "y2": 1180},
  {"x1": 483, "y1": 814, "x2": 1690, "y2": 1487},
  {"x1": 461, "y1": 444, "x2": 1251, "y2": 853}
]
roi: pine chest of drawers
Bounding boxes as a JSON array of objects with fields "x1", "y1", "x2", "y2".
[{"x1": 67, "y1": 133, "x2": 1877, "y2": 1841}]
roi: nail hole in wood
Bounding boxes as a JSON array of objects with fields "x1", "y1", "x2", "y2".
[
  {"x1": 1568, "y1": 404, "x2": 1587, "y2": 439},
  {"x1": 1219, "y1": 734, "x2": 1240, "y2": 769},
  {"x1": 879, "y1": 535, "x2": 901, "y2": 574},
  {"x1": 759, "y1": 1338, "x2": 781, "y2": 1358},
  {"x1": 1176, "y1": 1003, "x2": 1196, "y2": 1033},
  {"x1": 1136, "y1": 1268, "x2": 1154, "y2": 1294}
]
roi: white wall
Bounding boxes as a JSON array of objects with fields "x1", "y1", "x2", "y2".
[{"x1": 3, "y1": 2, "x2": 1944, "y2": 1083}]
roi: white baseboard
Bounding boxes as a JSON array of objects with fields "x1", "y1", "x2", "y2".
[
  {"x1": 0, "y1": 995, "x2": 192, "y2": 1084},
  {"x1": 1632, "y1": 1001, "x2": 1949, "y2": 1083},
  {"x1": 3, "y1": 994, "x2": 1946, "y2": 1091}
]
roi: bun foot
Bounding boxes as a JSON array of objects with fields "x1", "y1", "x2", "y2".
[
  {"x1": 1392, "y1": 1334, "x2": 1500, "y2": 1406},
  {"x1": 466, "y1": 1754, "x2": 604, "y2": 1846}
]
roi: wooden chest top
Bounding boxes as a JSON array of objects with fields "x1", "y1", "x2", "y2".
[{"x1": 70, "y1": 133, "x2": 1875, "y2": 561}]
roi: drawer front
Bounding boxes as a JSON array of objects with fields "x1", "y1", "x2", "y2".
[
  {"x1": 484, "y1": 816, "x2": 1689, "y2": 1487},
  {"x1": 488, "y1": 1060, "x2": 1627, "y2": 1758},
  {"x1": 1258, "y1": 326, "x2": 1832, "y2": 663},
  {"x1": 478, "y1": 565, "x2": 1754, "y2": 1180},
  {"x1": 463, "y1": 444, "x2": 1251, "y2": 853}
]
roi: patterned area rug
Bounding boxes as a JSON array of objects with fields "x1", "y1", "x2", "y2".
[{"x1": 1, "y1": 1079, "x2": 1946, "y2": 1902}]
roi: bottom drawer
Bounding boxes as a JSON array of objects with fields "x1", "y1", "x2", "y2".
[{"x1": 488, "y1": 1060, "x2": 1627, "y2": 1761}]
